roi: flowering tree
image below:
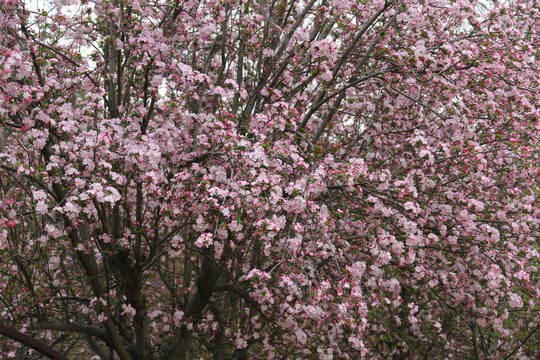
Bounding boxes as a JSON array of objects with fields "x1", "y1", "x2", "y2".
[{"x1": 1, "y1": 0, "x2": 539, "y2": 358}]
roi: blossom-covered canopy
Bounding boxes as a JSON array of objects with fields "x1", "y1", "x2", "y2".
[{"x1": 0, "y1": 0, "x2": 539, "y2": 359}]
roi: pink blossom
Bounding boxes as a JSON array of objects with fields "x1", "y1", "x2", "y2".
[
  {"x1": 508, "y1": 293, "x2": 523, "y2": 308},
  {"x1": 122, "y1": 304, "x2": 136, "y2": 318},
  {"x1": 195, "y1": 233, "x2": 214, "y2": 248}
]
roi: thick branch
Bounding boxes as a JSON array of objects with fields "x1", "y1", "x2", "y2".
[{"x1": 0, "y1": 323, "x2": 70, "y2": 360}]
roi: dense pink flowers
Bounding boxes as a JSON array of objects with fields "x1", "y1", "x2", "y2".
[{"x1": 0, "y1": 0, "x2": 539, "y2": 359}]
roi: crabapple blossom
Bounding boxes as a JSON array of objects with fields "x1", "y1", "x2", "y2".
[{"x1": 0, "y1": 0, "x2": 539, "y2": 359}]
